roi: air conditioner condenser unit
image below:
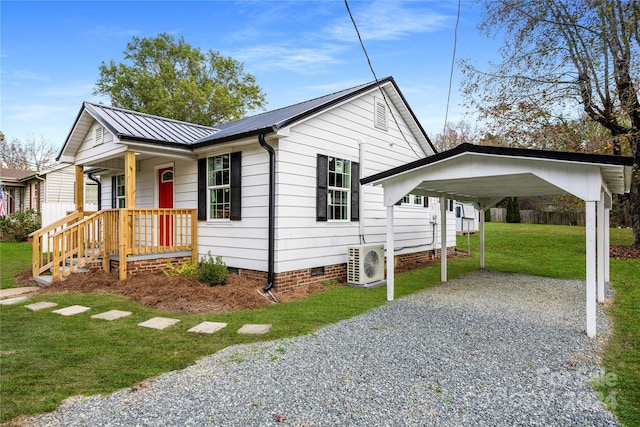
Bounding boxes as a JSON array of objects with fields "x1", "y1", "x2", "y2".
[{"x1": 347, "y1": 244, "x2": 385, "y2": 285}]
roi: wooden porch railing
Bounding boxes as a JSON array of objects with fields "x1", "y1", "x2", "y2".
[
  {"x1": 30, "y1": 210, "x2": 83, "y2": 277},
  {"x1": 32, "y1": 208, "x2": 197, "y2": 281}
]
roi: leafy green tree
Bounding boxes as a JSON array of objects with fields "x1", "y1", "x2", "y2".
[
  {"x1": 461, "y1": 0, "x2": 640, "y2": 245},
  {"x1": 94, "y1": 33, "x2": 267, "y2": 126}
]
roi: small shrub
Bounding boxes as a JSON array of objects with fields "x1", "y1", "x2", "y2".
[
  {"x1": 0, "y1": 209, "x2": 42, "y2": 242},
  {"x1": 163, "y1": 261, "x2": 199, "y2": 278},
  {"x1": 198, "y1": 252, "x2": 228, "y2": 286},
  {"x1": 484, "y1": 208, "x2": 491, "y2": 223}
]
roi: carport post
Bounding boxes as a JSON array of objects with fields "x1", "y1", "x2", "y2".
[
  {"x1": 479, "y1": 209, "x2": 485, "y2": 269},
  {"x1": 440, "y1": 195, "x2": 447, "y2": 282},
  {"x1": 586, "y1": 201, "x2": 597, "y2": 338},
  {"x1": 604, "y1": 206, "x2": 611, "y2": 283},
  {"x1": 597, "y1": 192, "x2": 605, "y2": 303},
  {"x1": 386, "y1": 205, "x2": 395, "y2": 301}
]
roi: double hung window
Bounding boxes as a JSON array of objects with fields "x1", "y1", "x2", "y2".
[
  {"x1": 207, "y1": 154, "x2": 230, "y2": 220},
  {"x1": 328, "y1": 157, "x2": 351, "y2": 221}
]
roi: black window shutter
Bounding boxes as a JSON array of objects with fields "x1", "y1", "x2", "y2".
[
  {"x1": 197, "y1": 158, "x2": 206, "y2": 221},
  {"x1": 424, "y1": 196, "x2": 429, "y2": 208},
  {"x1": 350, "y1": 161, "x2": 359, "y2": 221},
  {"x1": 230, "y1": 152, "x2": 242, "y2": 221},
  {"x1": 316, "y1": 154, "x2": 328, "y2": 221},
  {"x1": 111, "y1": 176, "x2": 117, "y2": 209}
]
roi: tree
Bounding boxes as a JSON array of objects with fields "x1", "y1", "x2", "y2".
[
  {"x1": 506, "y1": 197, "x2": 521, "y2": 223},
  {"x1": 433, "y1": 120, "x2": 481, "y2": 152},
  {"x1": 461, "y1": 0, "x2": 640, "y2": 245},
  {"x1": 94, "y1": 33, "x2": 267, "y2": 126},
  {"x1": 0, "y1": 133, "x2": 55, "y2": 171}
]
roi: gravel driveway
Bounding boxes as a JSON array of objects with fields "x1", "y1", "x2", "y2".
[{"x1": 23, "y1": 270, "x2": 617, "y2": 426}]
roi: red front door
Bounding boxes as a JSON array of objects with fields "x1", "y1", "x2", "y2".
[{"x1": 158, "y1": 167, "x2": 174, "y2": 246}]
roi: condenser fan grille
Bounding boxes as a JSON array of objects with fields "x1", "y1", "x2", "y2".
[{"x1": 363, "y1": 250, "x2": 380, "y2": 278}]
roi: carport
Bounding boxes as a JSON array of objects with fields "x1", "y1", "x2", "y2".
[{"x1": 361, "y1": 143, "x2": 634, "y2": 338}]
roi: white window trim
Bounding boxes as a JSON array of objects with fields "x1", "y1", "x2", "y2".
[
  {"x1": 328, "y1": 156, "x2": 351, "y2": 222},
  {"x1": 206, "y1": 153, "x2": 231, "y2": 221}
]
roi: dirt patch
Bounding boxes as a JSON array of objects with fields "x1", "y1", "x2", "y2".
[
  {"x1": 610, "y1": 245, "x2": 640, "y2": 259},
  {"x1": 33, "y1": 270, "x2": 335, "y2": 314}
]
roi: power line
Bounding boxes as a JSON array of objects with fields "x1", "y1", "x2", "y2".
[
  {"x1": 443, "y1": 0, "x2": 462, "y2": 135},
  {"x1": 344, "y1": 0, "x2": 420, "y2": 158}
]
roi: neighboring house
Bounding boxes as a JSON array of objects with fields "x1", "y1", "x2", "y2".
[
  {"x1": 47, "y1": 76, "x2": 457, "y2": 290},
  {"x1": 0, "y1": 165, "x2": 97, "y2": 219},
  {"x1": 0, "y1": 167, "x2": 38, "y2": 214}
]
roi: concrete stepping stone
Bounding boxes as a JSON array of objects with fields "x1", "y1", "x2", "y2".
[
  {"x1": 138, "y1": 317, "x2": 180, "y2": 330},
  {"x1": 188, "y1": 321, "x2": 227, "y2": 334},
  {"x1": 92, "y1": 310, "x2": 132, "y2": 321},
  {"x1": 52, "y1": 305, "x2": 90, "y2": 316},
  {"x1": 237, "y1": 323, "x2": 272, "y2": 335},
  {"x1": 0, "y1": 286, "x2": 39, "y2": 299},
  {"x1": 26, "y1": 301, "x2": 58, "y2": 311},
  {"x1": 0, "y1": 296, "x2": 29, "y2": 305}
]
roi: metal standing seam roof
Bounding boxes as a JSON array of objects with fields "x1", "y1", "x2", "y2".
[
  {"x1": 83, "y1": 102, "x2": 218, "y2": 145},
  {"x1": 58, "y1": 76, "x2": 435, "y2": 160},
  {"x1": 192, "y1": 76, "x2": 436, "y2": 153}
]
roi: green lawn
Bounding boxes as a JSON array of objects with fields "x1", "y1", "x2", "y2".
[
  {"x1": 0, "y1": 224, "x2": 637, "y2": 425},
  {"x1": 0, "y1": 242, "x2": 32, "y2": 289}
]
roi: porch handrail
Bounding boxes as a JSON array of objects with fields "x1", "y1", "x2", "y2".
[
  {"x1": 30, "y1": 210, "x2": 83, "y2": 277},
  {"x1": 51, "y1": 210, "x2": 107, "y2": 280}
]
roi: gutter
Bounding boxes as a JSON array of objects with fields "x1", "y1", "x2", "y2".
[{"x1": 258, "y1": 133, "x2": 276, "y2": 294}]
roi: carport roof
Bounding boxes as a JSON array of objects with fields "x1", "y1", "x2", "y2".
[{"x1": 361, "y1": 143, "x2": 634, "y2": 206}]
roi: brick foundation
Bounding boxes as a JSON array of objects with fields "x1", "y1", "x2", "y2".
[
  {"x1": 109, "y1": 256, "x2": 193, "y2": 276},
  {"x1": 229, "y1": 248, "x2": 457, "y2": 293}
]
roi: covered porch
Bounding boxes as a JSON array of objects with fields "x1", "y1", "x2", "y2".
[
  {"x1": 362, "y1": 143, "x2": 633, "y2": 338},
  {"x1": 31, "y1": 150, "x2": 197, "y2": 281}
]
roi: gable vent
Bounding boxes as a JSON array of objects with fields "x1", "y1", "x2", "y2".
[
  {"x1": 94, "y1": 127, "x2": 103, "y2": 145},
  {"x1": 374, "y1": 98, "x2": 388, "y2": 131}
]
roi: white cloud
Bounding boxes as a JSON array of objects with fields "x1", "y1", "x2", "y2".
[
  {"x1": 329, "y1": 1, "x2": 450, "y2": 42},
  {"x1": 235, "y1": 43, "x2": 347, "y2": 74}
]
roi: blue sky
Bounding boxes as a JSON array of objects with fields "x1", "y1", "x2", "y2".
[{"x1": 1, "y1": 0, "x2": 497, "y2": 150}]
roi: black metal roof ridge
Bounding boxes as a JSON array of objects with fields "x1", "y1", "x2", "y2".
[{"x1": 360, "y1": 143, "x2": 635, "y2": 185}]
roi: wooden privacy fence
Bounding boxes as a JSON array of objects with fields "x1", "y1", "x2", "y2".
[
  {"x1": 490, "y1": 208, "x2": 585, "y2": 225},
  {"x1": 32, "y1": 208, "x2": 197, "y2": 280}
]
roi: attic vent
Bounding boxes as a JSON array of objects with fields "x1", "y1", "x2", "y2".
[
  {"x1": 94, "y1": 127, "x2": 103, "y2": 145},
  {"x1": 374, "y1": 98, "x2": 388, "y2": 131}
]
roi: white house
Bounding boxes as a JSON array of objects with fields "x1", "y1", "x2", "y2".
[{"x1": 37, "y1": 77, "x2": 456, "y2": 290}]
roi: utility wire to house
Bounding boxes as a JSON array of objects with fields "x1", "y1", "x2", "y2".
[
  {"x1": 443, "y1": 0, "x2": 462, "y2": 137},
  {"x1": 344, "y1": 0, "x2": 421, "y2": 159}
]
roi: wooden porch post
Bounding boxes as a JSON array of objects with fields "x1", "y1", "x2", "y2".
[
  {"x1": 74, "y1": 165, "x2": 84, "y2": 213},
  {"x1": 119, "y1": 151, "x2": 136, "y2": 280},
  {"x1": 119, "y1": 209, "x2": 128, "y2": 280},
  {"x1": 125, "y1": 151, "x2": 136, "y2": 208},
  {"x1": 191, "y1": 209, "x2": 198, "y2": 264}
]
